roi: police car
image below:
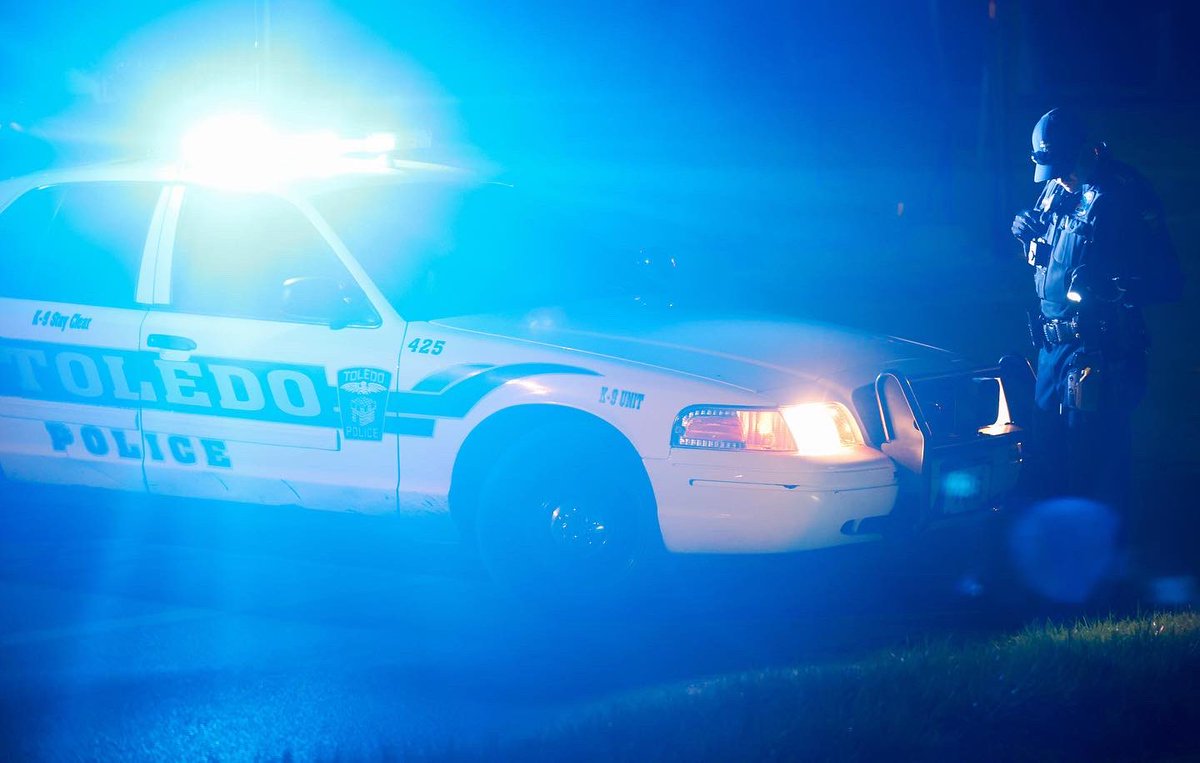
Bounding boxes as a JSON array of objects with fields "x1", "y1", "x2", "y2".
[{"x1": 0, "y1": 130, "x2": 1030, "y2": 591}]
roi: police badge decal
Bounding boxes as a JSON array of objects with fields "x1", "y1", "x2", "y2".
[{"x1": 337, "y1": 367, "x2": 392, "y2": 441}]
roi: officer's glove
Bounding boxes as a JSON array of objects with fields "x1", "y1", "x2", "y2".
[{"x1": 1011, "y1": 211, "x2": 1040, "y2": 245}]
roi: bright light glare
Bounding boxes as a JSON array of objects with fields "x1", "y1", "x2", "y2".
[
  {"x1": 178, "y1": 113, "x2": 395, "y2": 188},
  {"x1": 781, "y1": 403, "x2": 860, "y2": 456},
  {"x1": 360, "y1": 132, "x2": 398, "y2": 153},
  {"x1": 180, "y1": 113, "x2": 275, "y2": 172}
]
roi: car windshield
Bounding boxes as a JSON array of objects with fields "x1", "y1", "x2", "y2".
[{"x1": 310, "y1": 179, "x2": 677, "y2": 321}]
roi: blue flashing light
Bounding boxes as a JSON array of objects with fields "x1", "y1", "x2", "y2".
[{"x1": 176, "y1": 114, "x2": 423, "y2": 188}]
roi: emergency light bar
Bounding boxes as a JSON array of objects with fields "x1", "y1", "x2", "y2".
[{"x1": 177, "y1": 113, "x2": 431, "y2": 188}]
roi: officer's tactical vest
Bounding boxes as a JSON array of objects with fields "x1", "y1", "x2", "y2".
[
  {"x1": 1032, "y1": 158, "x2": 1182, "y2": 323},
  {"x1": 1035, "y1": 189, "x2": 1093, "y2": 320}
]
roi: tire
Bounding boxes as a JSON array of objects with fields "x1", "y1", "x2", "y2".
[{"x1": 474, "y1": 425, "x2": 660, "y2": 600}]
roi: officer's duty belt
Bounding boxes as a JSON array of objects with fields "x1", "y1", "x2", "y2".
[{"x1": 1042, "y1": 316, "x2": 1081, "y2": 345}]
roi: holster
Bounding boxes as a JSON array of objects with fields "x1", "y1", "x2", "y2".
[{"x1": 1064, "y1": 351, "x2": 1104, "y2": 412}]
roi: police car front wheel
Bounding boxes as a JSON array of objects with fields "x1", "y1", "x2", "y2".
[{"x1": 475, "y1": 429, "x2": 657, "y2": 597}]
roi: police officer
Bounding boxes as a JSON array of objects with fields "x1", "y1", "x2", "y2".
[{"x1": 1012, "y1": 108, "x2": 1183, "y2": 539}]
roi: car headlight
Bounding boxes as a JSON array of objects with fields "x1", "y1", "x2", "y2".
[
  {"x1": 671, "y1": 403, "x2": 861, "y2": 455},
  {"x1": 780, "y1": 403, "x2": 862, "y2": 455}
]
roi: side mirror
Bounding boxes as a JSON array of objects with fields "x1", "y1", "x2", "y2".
[{"x1": 281, "y1": 276, "x2": 375, "y2": 329}]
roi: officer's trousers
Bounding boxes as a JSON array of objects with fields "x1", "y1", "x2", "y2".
[{"x1": 1028, "y1": 342, "x2": 1147, "y2": 540}]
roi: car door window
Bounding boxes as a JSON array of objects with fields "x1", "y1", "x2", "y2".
[
  {"x1": 168, "y1": 188, "x2": 371, "y2": 324},
  {"x1": 0, "y1": 182, "x2": 159, "y2": 308}
]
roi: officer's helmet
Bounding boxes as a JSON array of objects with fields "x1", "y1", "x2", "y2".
[{"x1": 1030, "y1": 108, "x2": 1087, "y2": 183}]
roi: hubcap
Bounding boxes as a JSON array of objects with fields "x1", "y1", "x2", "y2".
[{"x1": 547, "y1": 501, "x2": 610, "y2": 556}]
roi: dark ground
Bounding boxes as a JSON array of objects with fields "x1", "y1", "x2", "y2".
[
  {"x1": 0, "y1": 466, "x2": 1191, "y2": 761},
  {"x1": 0, "y1": 486, "x2": 965, "y2": 760}
]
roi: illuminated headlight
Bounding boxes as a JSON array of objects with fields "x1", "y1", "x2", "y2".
[
  {"x1": 781, "y1": 403, "x2": 862, "y2": 455},
  {"x1": 672, "y1": 403, "x2": 861, "y2": 455}
]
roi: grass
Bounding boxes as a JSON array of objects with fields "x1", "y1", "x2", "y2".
[{"x1": 430, "y1": 611, "x2": 1200, "y2": 762}]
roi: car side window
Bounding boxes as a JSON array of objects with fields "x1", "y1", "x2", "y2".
[
  {"x1": 169, "y1": 187, "x2": 372, "y2": 324},
  {"x1": 0, "y1": 182, "x2": 159, "y2": 308}
]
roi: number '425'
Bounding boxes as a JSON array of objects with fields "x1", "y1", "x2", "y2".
[{"x1": 407, "y1": 338, "x2": 446, "y2": 355}]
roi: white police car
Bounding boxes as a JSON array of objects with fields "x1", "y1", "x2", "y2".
[{"x1": 0, "y1": 130, "x2": 1029, "y2": 590}]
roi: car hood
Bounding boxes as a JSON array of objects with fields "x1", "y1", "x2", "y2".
[{"x1": 430, "y1": 306, "x2": 967, "y2": 396}]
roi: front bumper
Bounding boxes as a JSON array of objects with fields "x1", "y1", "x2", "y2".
[{"x1": 649, "y1": 448, "x2": 900, "y2": 554}]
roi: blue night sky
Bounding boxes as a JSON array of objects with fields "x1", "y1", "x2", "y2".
[{"x1": 2, "y1": 1, "x2": 1196, "y2": 265}]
